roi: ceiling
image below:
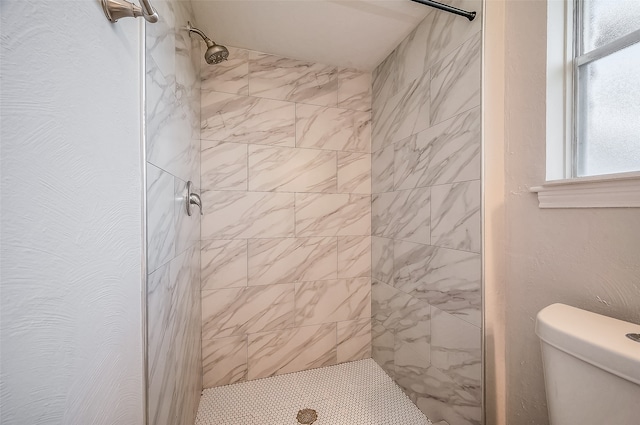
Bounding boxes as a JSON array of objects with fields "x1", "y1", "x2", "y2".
[{"x1": 190, "y1": 0, "x2": 430, "y2": 71}]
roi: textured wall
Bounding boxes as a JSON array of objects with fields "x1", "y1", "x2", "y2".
[
  {"x1": 145, "y1": 1, "x2": 202, "y2": 424},
  {"x1": 0, "y1": 1, "x2": 144, "y2": 424},
  {"x1": 501, "y1": 1, "x2": 640, "y2": 424},
  {"x1": 370, "y1": 1, "x2": 483, "y2": 424},
  {"x1": 199, "y1": 47, "x2": 372, "y2": 387}
]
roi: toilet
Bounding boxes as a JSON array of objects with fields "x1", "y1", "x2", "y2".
[{"x1": 536, "y1": 303, "x2": 640, "y2": 425}]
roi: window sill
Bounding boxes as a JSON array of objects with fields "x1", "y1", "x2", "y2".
[{"x1": 530, "y1": 172, "x2": 640, "y2": 208}]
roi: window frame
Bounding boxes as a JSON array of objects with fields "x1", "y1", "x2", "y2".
[{"x1": 532, "y1": 0, "x2": 640, "y2": 208}]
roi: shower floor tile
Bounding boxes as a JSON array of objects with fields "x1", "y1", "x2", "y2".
[{"x1": 195, "y1": 358, "x2": 432, "y2": 425}]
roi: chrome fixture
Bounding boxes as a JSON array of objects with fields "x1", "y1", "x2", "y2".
[
  {"x1": 186, "y1": 21, "x2": 229, "y2": 65},
  {"x1": 409, "y1": 0, "x2": 476, "y2": 21},
  {"x1": 101, "y1": 0, "x2": 159, "y2": 23},
  {"x1": 185, "y1": 181, "x2": 202, "y2": 216}
]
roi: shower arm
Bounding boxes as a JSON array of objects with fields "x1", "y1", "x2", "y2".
[
  {"x1": 186, "y1": 23, "x2": 215, "y2": 47},
  {"x1": 409, "y1": 0, "x2": 476, "y2": 21}
]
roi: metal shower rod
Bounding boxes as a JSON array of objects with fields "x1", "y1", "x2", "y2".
[{"x1": 410, "y1": 0, "x2": 476, "y2": 21}]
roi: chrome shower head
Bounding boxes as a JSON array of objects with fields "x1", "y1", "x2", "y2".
[{"x1": 186, "y1": 21, "x2": 229, "y2": 65}]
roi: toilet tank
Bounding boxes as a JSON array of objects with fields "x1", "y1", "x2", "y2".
[{"x1": 535, "y1": 303, "x2": 640, "y2": 425}]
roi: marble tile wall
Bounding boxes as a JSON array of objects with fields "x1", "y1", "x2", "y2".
[
  {"x1": 200, "y1": 48, "x2": 372, "y2": 388},
  {"x1": 371, "y1": 1, "x2": 483, "y2": 424},
  {"x1": 146, "y1": 1, "x2": 202, "y2": 424}
]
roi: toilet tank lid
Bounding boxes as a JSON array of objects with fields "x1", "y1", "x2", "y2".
[{"x1": 536, "y1": 303, "x2": 640, "y2": 386}]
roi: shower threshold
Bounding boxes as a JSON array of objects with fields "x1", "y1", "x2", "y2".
[{"x1": 195, "y1": 358, "x2": 432, "y2": 424}]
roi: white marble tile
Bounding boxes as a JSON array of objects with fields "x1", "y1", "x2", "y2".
[
  {"x1": 202, "y1": 336, "x2": 247, "y2": 388},
  {"x1": 201, "y1": 191, "x2": 295, "y2": 239},
  {"x1": 372, "y1": 320, "x2": 395, "y2": 378},
  {"x1": 295, "y1": 193, "x2": 371, "y2": 237},
  {"x1": 430, "y1": 181, "x2": 481, "y2": 253},
  {"x1": 147, "y1": 164, "x2": 175, "y2": 272},
  {"x1": 430, "y1": 307, "x2": 482, "y2": 402},
  {"x1": 201, "y1": 239, "x2": 247, "y2": 290},
  {"x1": 430, "y1": 32, "x2": 481, "y2": 126},
  {"x1": 248, "y1": 145, "x2": 336, "y2": 192},
  {"x1": 201, "y1": 284, "x2": 295, "y2": 339},
  {"x1": 201, "y1": 140, "x2": 248, "y2": 191},
  {"x1": 337, "y1": 319, "x2": 371, "y2": 363},
  {"x1": 247, "y1": 323, "x2": 337, "y2": 380},
  {"x1": 392, "y1": 240, "x2": 438, "y2": 295},
  {"x1": 372, "y1": 144, "x2": 394, "y2": 193},
  {"x1": 249, "y1": 52, "x2": 338, "y2": 107},
  {"x1": 338, "y1": 68, "x2": 372, "y2": 112},
  {"x1": 337, "y1": 152, "x2": 370, "y2": 194},
  {"x1": 337, "y1": 235, "x2": 371, "y2": 279},
  {"x1": 201, "y1": 91, "x2": 295, "y2": 146},
  {"x1": 294, "y1": 278, "x2": 371, "y2": 326},
  {"x1": 371, "y1": 71, "x2": 430, "y2": 152},
  {"x1": 394, "y1": 107, "x2": 480, "y2": 190},
  {"x1": 296, "y1": 104, "x2": 371, "y2": 153},
  {"x1": 411, "y1": 247, "x2": 481, "y2": 327},
  {"x1": 372, "y1": 188, "x2": 430, "y2": 244},
  {"x1": 201, "y1": 46, "x2": 249, "y2": 95},
  {"x1": 247, "y1": 237, "x2": 337, "y2": 286},
  {"x1": 394, "y1": 296, "x2": 431, "y2": 362},
  {"x1": 371, "y1": 237, "x2": 394, "y2": 284},
  {"x1": 372, "y1": 49, "x2": 399, "y2": 111}
]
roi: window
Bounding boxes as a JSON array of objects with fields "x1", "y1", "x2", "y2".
[
  {"x1": 532, "y1": 0, "x2": 640, "y2": 208},
  {"x1": 573, "y1": 0, "x2": 640, "y2": 177}
]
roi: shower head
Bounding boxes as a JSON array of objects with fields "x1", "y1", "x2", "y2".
[{"x1": 186, "y1": 21, "x2": 229, "y2": 65}]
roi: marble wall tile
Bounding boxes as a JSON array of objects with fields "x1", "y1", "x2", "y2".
[
  {"x1": 148, "y1": 245, "x2": 201, "y2": 425},
  {"x1": 392, "y1": 240, "x2": 437, "y2": 294},
  {"x1": 247, "y1": 323, "x2": 337, "y2": 380},
  {"x1": 412, "y1": 247, "x2": 481, "y2": 327},
  {"x1": 174, "y1": 178, "x2": 200, "y2": 254},
  {"x1": 248, "y1": 52, "x2": 338, "y2": 106},
  {"x1": 371, "y1": 72, "x2": 430, "y2": 152},
  {"x1": 430, "y1": 180, "x2": 481, "y2": 253},
  {"x1": 394, "y1": 297, "x2": 431, "y2": 361},
  {"x1": 147, "y1": 66, "x2": 200, "y2": 184},
  {"x1": 201, "y1": 140, "x2": 248, "y2": 191},
  {"x1": 296, "y1": 104, "x2": 371, "y2": 153},
  {"x1": 430, "y1": 307, "x2": 482, "y2": 401},
  {"x1": 371, "y1": 237, "x2": 393, "y2": 284},
  {"x1": 372, "y1": 188, "x2": 430, "y2": 243},
  {"x1": 201, "y1": 191, "x2": 295, "y2": 239},
  {"x1": 201, "y1": 46, "x2": 249, "y2": 95},
  {"x1": 372, "y1": 49, "x2": 398, "y2": 109},
  {"x1": 147, "y1": 164, "x2": 175, "y2": 272},
  {"x1": 202, "y1": 336, "x2": 247, "y2": 388},
  {"x1": 295, "y1": 193, "x2": 370, "y2": 237},
  {"x1": 201, "y1": 239, "x2": 247, "y2": 290},
  {"x1": 414, "y1": 365, "x2": 482, "y2": 425},
  {"x1": 395, "y1": 107, "x2": 480, "y2": 190},
  {"x1": 337, "y1": 152, "x2": 371, "y2": 194},
  {"x1": 337, "y1": 319, "x2": 371, "y2": 363},
  {"x1": 294, "y1": 278, "x2": 371, "y2": 326},
  {"x1": 337, "y1": 235, "x2": 371, "y2": 278},
  {"x1": 338, "y1": 68, "x2": 372, "y2": 112},
  {"x1": 372, "y1": 280, "x2": 413, "y2": 332},
  {"x1": 248, "y1": 145, "x2": 337, "y2": 192},
  {"x1": 371, "y1": 320, "x2": 395, "y2": 378},
  {"x1": 430, "y1": 32, "x2": 481, "y2": 126},
  {"x1": 201, "y1": 284, "x2": 294, "y2": 339},
  {"x1": 372, "y1": 144, "x2": 394, "y2": 193},
  {"x1": 201, "y1": 91, "x2": 295, "y2": 146},
  {"x1": 247, "y1": 237, "x2": 337, "y2": 286}
]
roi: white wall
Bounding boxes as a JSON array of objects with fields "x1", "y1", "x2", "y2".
[
  {"x1": 485, "y1": 0, "x2": 640, "y2": 423},
  {"x1": 1, "y1": 1, "x2": 145, "y2": 424}
]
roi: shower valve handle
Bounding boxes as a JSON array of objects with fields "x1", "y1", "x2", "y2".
[
  {"x1": 101, "y1": 0, "x2": 159, "y2": 23},
  {"x1": 186, "y1": 181, "x2": 203, "y2": 217}
]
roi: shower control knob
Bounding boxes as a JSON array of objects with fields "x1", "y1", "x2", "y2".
[{"x1": 185, "y1": 181, "x2": 203, "y2": 217}]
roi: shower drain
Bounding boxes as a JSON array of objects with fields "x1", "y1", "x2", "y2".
[{"x1": 296, "y1": 408, "x2": 318, "y2": 424}]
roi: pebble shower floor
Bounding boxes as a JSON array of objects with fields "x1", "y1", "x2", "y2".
[{"x1": 195, "y1": 358, "x2": 432, "y2": 425}]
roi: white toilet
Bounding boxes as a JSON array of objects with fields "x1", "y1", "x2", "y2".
[{"x1": 536, "y1": 303, "x2": 640, "y2": 425}]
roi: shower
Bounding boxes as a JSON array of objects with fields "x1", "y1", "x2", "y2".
[{"x1": 186, "y1": 21, "x2": 229, "y2": 64}]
